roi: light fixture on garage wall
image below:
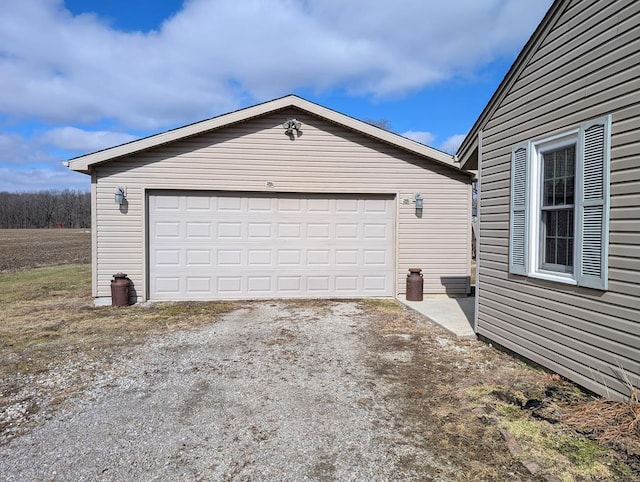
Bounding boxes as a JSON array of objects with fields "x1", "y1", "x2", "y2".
[
  {"x1": 114, "y1": 186, "x2": 126, "y2": 205},
  {"x1": 414, "y1": 192, "x2": 423, "y2": 217},
  {"x1": 283, "y1": 118, "x2": 302, "y2": 138}
]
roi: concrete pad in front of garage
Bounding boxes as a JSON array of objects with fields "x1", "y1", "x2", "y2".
[{"x1": 398, "y1": 294, "x2": 476, "y2": 339}]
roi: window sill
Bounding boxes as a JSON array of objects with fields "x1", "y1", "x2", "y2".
[{"x1": 528, "y1": 271, "x2": 577, "y2": 286}]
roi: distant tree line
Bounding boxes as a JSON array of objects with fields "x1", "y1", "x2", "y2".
[{"x1": 0, "y1": 190, "x2": 91, "y2": 229}]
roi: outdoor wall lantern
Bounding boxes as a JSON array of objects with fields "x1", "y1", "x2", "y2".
[
  {"x1": 414, "y1": 192, "x2": 424, "y2": 215},
  {"x1": 283, "y1": 118, "x2": 302, "y2": 137},
  {"x1": 114, "y1": 186, "x2": 126, "y2": 205}
]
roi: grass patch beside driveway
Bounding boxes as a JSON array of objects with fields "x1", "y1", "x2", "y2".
[{"x1": 0, "y1": 264, "x2": 239, "y2": 444}]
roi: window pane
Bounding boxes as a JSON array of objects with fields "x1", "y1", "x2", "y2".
[
  {"x1": 545, "y1": 238, "x2": 557, "y2": 265},
  {"x1": 544, "y1": 180, "x2": 554, "y2": 206},
  {"x1": 542, "y1": 144, "x2": 576, "y2": 207},
  {"x1": 566, "y1": 176, "x2": 574, "y2": 204},
  {"x1": 555, "y1": 154, "x2": 564, "y2": 177},
  {"x1": 558, "y1": 210, "x2": 568, "y2": 236},
  {"x1": 568, "y1": 210, "x2": 574, "y2": 237},
  {"x1": 544, "y1": 156, "x2": 554, "y2": 180},
  {"x1": 555, "y1": 178, "x2": 566, "y2": 204},
  {"x1": 557, "y1": 238, "x2": 567, "y2": 266},
  {"x1": 547, "y1": 211, "x2": 557, "y2": 236},
  {"x1": 542, "y1": 209, "x2": 574, "y2": 271}
]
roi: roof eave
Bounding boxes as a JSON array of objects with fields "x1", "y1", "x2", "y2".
[
  {"x1": 455, "y1": 0, "x2": 566, "y2": 160},
  {"x1": 66, "y1": 95, "x2": 298, "y2": 172},
  {"x1": 458, "y1": 136, "x2": 478, "y2": 171},
  {"x1": 67, "y1": 94, "x2": 471, "y2": 176}
]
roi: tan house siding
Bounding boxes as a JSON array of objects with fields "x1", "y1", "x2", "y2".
[
  {"x1": 93, "y1": 108, "x2": 471, "y2": 301},
  {"x1": 477, "y1": 0, "x2": 640, "y2": 399}
]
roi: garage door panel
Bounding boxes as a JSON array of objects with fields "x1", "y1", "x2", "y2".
[
  {"x1": 154, "y1": 222, "x2": 180, "y2": 238},
  {"x1": 155, "y1": 277, "x2": 181, "y2": 294},
  {"x1": 278, "y1": 223, "x2": 301, "y2": 238},
  {"x1": 149, "y1": 192, "x2": 394, "y2": 299},
  {"x1": 336, "y1": 223, "x2": 358, "y2": 238},
  {"x1": 307, "y1": 223, "x2": 330, "y2": 238},
  {"x1": 278, "y1": 198, "x2": 302, "y2": 211},
  {"x1": 218, "y1": 222, "x2": 242, "y2": 238},
  {"x1": 155, "y1": 196, "x2": 180, "y2": 210},
  {"x1": 364, "y1": 198, "x2": 388, "y2": 212},
  {"x1": 185, "y1": 196, "x2": 212, "y2": 211},
  {"x1": 186, "y1": 277, "x2": 211, "y2": 293},
  {"x1": 246, "y1": 223, "x2": 269, "y2": 238},
  {"x1": 186, "y1": 250, "x2": 211, "y2": 266},
  {"x1": 186, "y1": 222, "x2": 212, "y2": 238},
  {"x1": 307, "y1": 249, "x2": 329, "y2": 265},
  {"x1": 308, "y1": 198, "x2": 330, "y2": 212},
  {"x1": 335, "y1": 276, "x2": 358, "y2": 291},
  {"x1": 248, "y1": 249, "x2": 272, "y2": 265},
  {"x1": 218, "y1": 197, "x2": 242, "y2": 211},
  {"x1": 217, "y1": 249, "x2": 242, "y2": 265},
  {"x1": 364, "y1": 275, "x2": 388, "y2": 291},
  {"x1": 247, "y1": 276, "x2": 271, "y2": 291}
]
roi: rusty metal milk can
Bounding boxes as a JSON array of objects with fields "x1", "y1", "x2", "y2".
[
  {"x1": 110, "y1": 273, "x2": 131, "y2": 306},
  {"x1": 406, "y1": 268, "x2": 424, "y2": 301}
]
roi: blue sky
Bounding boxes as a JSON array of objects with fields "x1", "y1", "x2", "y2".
[{"x1": 0, "y1": 0, "x2": 552, "y2": 192}]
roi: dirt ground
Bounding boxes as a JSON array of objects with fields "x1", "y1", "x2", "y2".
[
  {"x1": 0, "y1": 229, "x2": 638, "y2": 480},
  {"x1": 0, "y1": 229, "x2": 91, "y2": 271},
  {"x1": 1, "y1": 296, "x2": 630, "y2": 481}
]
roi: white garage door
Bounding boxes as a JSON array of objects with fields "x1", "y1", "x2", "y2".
[{"x1": 148, "y1": 192, "x2": 395, "y2": 300}]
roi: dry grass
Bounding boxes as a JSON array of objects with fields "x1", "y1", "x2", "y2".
[
  {"x1": 364, "y1": 305, "x2": 638, "y2": 481},
  {"x1": 0, "y1": 263, "x2": 240, "y2": 443},
  {"x1": 0, "y1": 264, "x2": 239, "y2": 360},
  {"x1": 466, "y1": 376, "x2": 636, "y2": 480},
  {"x1": 564, "y1": 394, "x2": 640, "y2": 456}
]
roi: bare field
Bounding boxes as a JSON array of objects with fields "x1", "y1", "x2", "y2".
[{"x1": 0, "y1": 229, "x2": 91, "y2": 272}]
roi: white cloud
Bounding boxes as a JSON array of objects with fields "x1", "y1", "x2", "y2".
[
  {"x1": 0, "y1": 133, "x2": 57, "y2": 166},
  {"x1": 439, "y1": 134, "x2": 467, "y2": 154},
  {"x1": 40, "y1": 127, "x2": 138, "y2": 152},
  {"x1": 0, "y1": 167, "x2": 89, "y2": 192},
  {"x1": 0, "y1": 0, "x2": 552, "y2": 192},
  {"x1": 401, "y1": 130, "x2": 436, "y2": 146},
  {"x1": 0, "y1": 0, "x2": 552, "y2": 130},
  {"x1": 0, "y1": 127, "x2": 135, "y2": 169}
]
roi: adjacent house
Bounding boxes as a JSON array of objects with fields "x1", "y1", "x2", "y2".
[
  {"x1": 457, "y1": 0, "x2": 639, "y2": 400},
  {"x1": 68, "y1": 95, "x2": 473, "y2": 305}
]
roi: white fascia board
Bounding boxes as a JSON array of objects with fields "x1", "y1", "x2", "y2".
[
  {"x1": 66, "y1": 96, "x2": 296, "y2": 173},
  {"x1": 67, "y1": 95, "x2": 467, "y2": 175}
]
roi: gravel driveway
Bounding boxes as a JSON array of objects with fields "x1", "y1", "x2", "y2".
[{"x1": 1, "y1": 300, "x2": 460, "y2": 481}]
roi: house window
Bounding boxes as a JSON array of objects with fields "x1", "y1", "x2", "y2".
[
  {"x1": 537, "y1": 139, "x2": 576, "y2": 275},
  {"x1": 508, "y1": 115, "x2": 611, "y2": 290}
]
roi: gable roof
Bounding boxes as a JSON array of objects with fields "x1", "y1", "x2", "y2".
[
  {"x1": 456, "y1": 0, "x2": 565, "y2": 170},
  {"x1": 67, "y1": 94, "x2": 468, "y2": 175}
]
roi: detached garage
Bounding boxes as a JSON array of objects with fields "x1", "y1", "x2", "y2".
[{"x1": 67, "y1": 95, "x2": 473, "y2": 304}]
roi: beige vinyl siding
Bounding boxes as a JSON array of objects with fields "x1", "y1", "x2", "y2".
[
  {"x1": 477, "y1": 0, "x2": 640, "y2": 400},
  {"x1": 93, "y1": 108, "x2": 471, "y2": 300}
]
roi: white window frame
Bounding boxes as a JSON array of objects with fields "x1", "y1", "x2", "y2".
[
  {"x1": 528, "y1": 130, "x2": 579, "y2": 285},
  {"x1": 508, "y1": 115, "x2": 610, "y2": 291}
]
